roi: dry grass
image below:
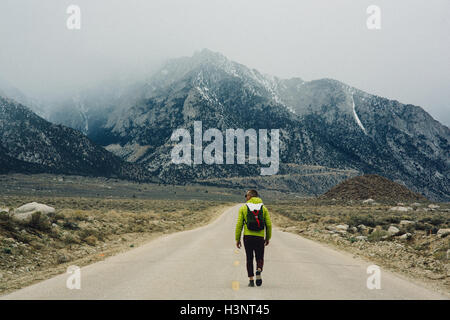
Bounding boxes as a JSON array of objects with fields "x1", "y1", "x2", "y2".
[
  {"x1": 0, "y1": 195, "x2": 232, "y2": 295},
  {"x1": 267, "y1": 199, "x2": 450, "y2": 295}
]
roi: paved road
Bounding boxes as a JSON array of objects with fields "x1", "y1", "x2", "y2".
[{"x1": 2, "y1": 204, "x2": 448, "y2": 299}]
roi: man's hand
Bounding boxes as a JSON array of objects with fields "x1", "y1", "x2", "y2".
[
  {"x1": 265, "y1": 239, "x2": 269, "y2": 246},
  {"x1": 236, "y1": 240, "x2": 241, "y2": 249}
]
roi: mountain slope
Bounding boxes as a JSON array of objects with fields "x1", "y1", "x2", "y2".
[
  {"x1": 90, "y1": 52, "x2": 359, "y2": 185},
  {"x1": 286, "y1": 79, "x2": 449, "y2": 201},
  {"x1": 320, "y1": 174, "x2": 428, "y2": 202},
  {"x1": 43, "y1": 49, "x2": 450, "y2": 201},
  {"x1": 0, "y1": 144, "x2": 44, "y2": 174},
  {"x1": 0, "y1": 96, "x2": 153, "y2": 181}
]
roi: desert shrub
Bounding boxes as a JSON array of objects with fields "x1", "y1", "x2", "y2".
[
  {"x1": 79, "y1": 228, "x2": 104, "y2": 241},
  {"x1": 415, "y1": 222, "x2": 428, "y2": 231},
  {"x1": 414, "y1": 242, "x2": 430, "y2": 251},
  {"x1": 347, "y1": 214, "x2": 375, "y2": 227},
  {"x1": 30, "y1": 212, "x2": 51, "y2": 231},
  {"x1": 61, "y1": 232, "x2": 80, "y2": 245},
  {"x1": 415, "y1": 222, "x2": 437, "y2": 234},
  {"x1": 14, "y1": 231, "x2": 32, "y2": 244},
  {"x1": 277, "y1": 209, "x2": 305, "y2": 221},
  {"x1": 368, "y1": 229, "x2": 389, "y2": 242},
  {"x1": 400, "y1": 223, "x2": 416, "y2": 234},
  {"x1": 419, "y1": 216, "x2": 446, "y2": 227},
  {"x1": 406, "y1": 223, "x2": 416, "y2": 233},
  {"x1": 322, "y1": 217, "x2": 337, "y2": 224},
  {"x1": 310, "y1": 217, "x2": 319, "y2": 223},
  {"x1": 30, "y1": 212, "x2": 42, "y2": 225},
  {"x1": 433, "y1": 250, "x2": 448, "y2": 261},
  {"x1": 71, "y1": 210, "x2": 89, "y2": 221},
  {"x1": 63, "y1": 221, "x2": 80, "y2": 230},
  {"x1": 53, "y1": 212, "x2": 65, "y2": 220},
  {"x1": 84, "y1": 235, "x2": 97, "y2": 246},
  {"x1": 428, "y1": 216, "x2": 446, "y2": 227},
  {"x1": 0, "y1": 211, "x2": 9, "y2": 222},
  {"x1": 382, "y1": 216, "x2": 401, "y2": 224},
  {"x1": 371, "y1": 216, "x2": 397, "y2": 226}
]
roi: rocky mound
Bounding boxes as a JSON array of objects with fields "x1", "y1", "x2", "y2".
[{"x1": 320, "y1": 174, "x2": 428, "y2": 202}]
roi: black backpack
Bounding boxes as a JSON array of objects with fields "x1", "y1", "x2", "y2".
[{"x1": 245, "y1": 204, "x2": 265, "y2": 231}]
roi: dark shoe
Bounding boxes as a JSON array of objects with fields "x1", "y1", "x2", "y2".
[
  {"x1": 248, "y1": 280, "x2": 255, "y2": 287},
  {"x1": 255, "y1": 270, "x2": 262, "y2": 286}
]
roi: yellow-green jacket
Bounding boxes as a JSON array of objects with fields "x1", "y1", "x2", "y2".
[{"x1": 235, "y1": 197, "x2": 272, "y2": 241}]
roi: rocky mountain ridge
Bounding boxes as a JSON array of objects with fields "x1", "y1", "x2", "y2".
[
  {"x1": 0, "y1": 96, "x2": 154, "y2": 182},
  {"x1": 1, "y1": 49, "x2": 448, "y2": 200}
]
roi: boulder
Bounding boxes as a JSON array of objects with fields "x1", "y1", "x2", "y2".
[
  {"x1": 428, "y1": 204, "x2": 440, "y2": 209},
  {"x1": 387, "y1": 226, "x2": 400, "y2": 235},
  {"x1": 362, "y1": 199, "x2": 375, "y2": 204},
  {"x1": 11, "y1": 202, "x2": 55, "y2": 224},
  {"x1": 400, "y1": 220, "x2": 415, "y2": 226},
  {"x1": 399, "y1": 233, "x2": 412, "y2": 240},
  {"x1": 349, "y1": 227, "x2": 358, "y2": 233},
  {"x1": 14, "y1": 202, "x2": 55, "y2": 215},
  {"x1": 355, "y1": 236, "x2": 368, "y2": 241},
  {"x1": 0, "y1": 207, "x2": 9, "y2": 213},
  {"x1": 437, "y1": 229, "x2": 450, "y2": 237},
  {"x1": 335, "y1": 224, "x2": 349, "y2": 231},
  {"x1": 389, "y1": 206, "x2": 413, "y2": 212}
]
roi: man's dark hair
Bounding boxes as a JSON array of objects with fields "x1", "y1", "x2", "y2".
[{"x1": 247, "y1": 189, "x2": 258, "y2": 197}]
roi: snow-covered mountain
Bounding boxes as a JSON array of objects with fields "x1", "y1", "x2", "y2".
[
  {"x1": 7, "y1": 49, "x2": 449, "y2": 201},
  {"x1": 48, "y1": 49, "x2": 446, "y2": 200},
  {"x1": 0, "y1": 95, "x2": 154, "y2": 181}
]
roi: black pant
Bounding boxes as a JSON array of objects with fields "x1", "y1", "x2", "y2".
[{"x1": 243, "y1": 235, "x2": 265, "y2": 277}]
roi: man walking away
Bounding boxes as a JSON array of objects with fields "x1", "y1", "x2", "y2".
[{"x1": 235, "y1": 189, "x2": 272, "y2": 287}]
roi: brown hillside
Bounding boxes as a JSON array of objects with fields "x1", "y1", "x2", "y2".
[{"x1": 320, "y1": 174, "x2": 428, "y2": 202}]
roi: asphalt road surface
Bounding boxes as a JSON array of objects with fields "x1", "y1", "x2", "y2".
[{"x1": 2, "y1": 204, "x2": 448, "y2": 299}]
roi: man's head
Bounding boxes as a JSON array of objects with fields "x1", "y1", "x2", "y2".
[{"x1": 245, "y1": 189, "x2": 258, "y2": 201}]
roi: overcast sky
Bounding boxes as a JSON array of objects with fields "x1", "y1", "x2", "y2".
[{"x1": 0, "y1": 0, "x2": 449, "y2": 126}]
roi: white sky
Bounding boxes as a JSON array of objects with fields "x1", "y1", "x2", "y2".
[{"x1": 0, "y1": 0, "x2": 449, "y2": 125}]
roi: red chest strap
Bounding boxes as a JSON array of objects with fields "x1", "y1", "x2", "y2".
[{"x1": 252, "y1": 209, "x2": 261, "y2": 228}]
